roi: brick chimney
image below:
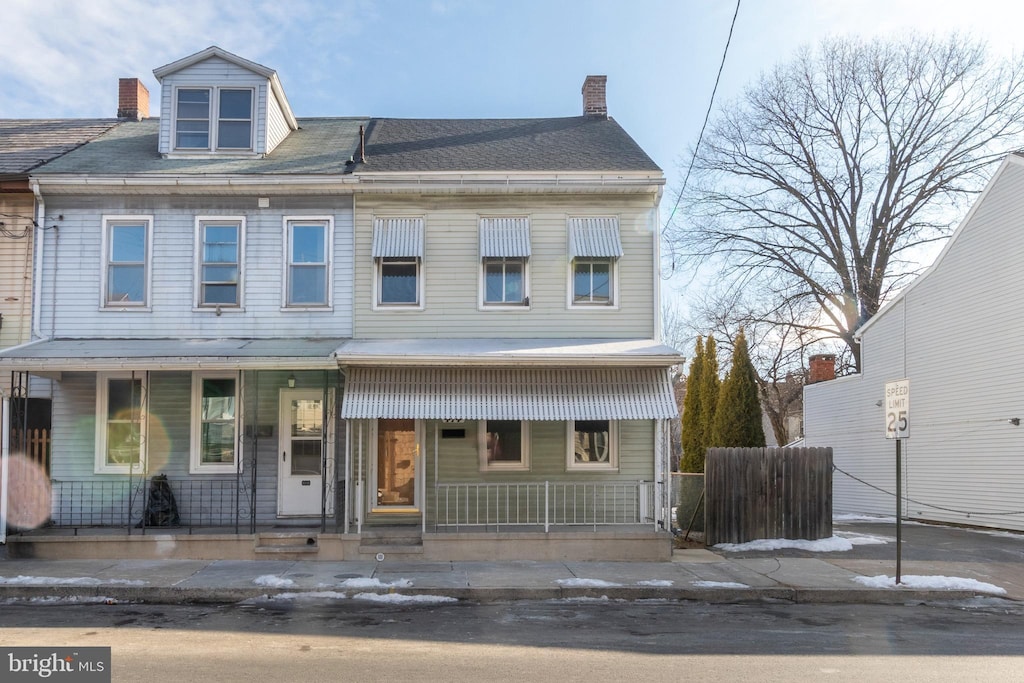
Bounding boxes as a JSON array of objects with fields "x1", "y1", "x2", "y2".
[
  {"x1": 118, "y1": 78, "x2": 150, "y2": 120},
  {"x1": 807, "y1": 354, "x2": 836, "y2": 384},
  {"x1": 582, "y1": 75, "x2": 607, "y2": 118}
]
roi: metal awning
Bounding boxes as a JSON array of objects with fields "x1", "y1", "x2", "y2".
[
  {"x1": 0, "y1": 338, "x2": 341, "y2": 372},
  {"x1": 372, "y1": 217, "x2": 424, "y2": 258},
  {"x1": 340, "y1": 366, "x2": 678, "y2": 420},
  {"x1": 480, "y1": 217, "x2": 531, "y2": 258},
  {"x1": 568, "y1": 217, "x2": 623, "y2": 258}
]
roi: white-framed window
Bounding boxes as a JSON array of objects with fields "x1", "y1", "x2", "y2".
[
  {"x1": 567, "y1": 216, "x2": 622, "y2": 309},
  {"x1": 372, "y1": 217, "x2": 425, "y2": 310},
  {"x1": 283, "y1": 216, "x2": 333, "y2": 308},
  {"x1": 95, "y1": 372, "x2": 147, "y2": 474},
  {"x1": 174, "y1": 87, "x2": 254, "y2": 152},
  {"x1": 101, "y1": 215, "x2": 152, "y2": 308},
  {"x1": 190, "y1": 372, "x2": 239, "y2": 474},
  {"x1": 479, "y1": 217, "x2": 530, "y2": 309},
  {"x1": 479, "y1": 420, "x2": 530, "y2": 472},
  {"x1": 195, "y1": 216, "x2": 245, "y2": 308},
  {"x1": 567, "y1": 419, "x2": 618, "y2": 471},
  {"x1": 572, "y1": 258, "x2": 614, "y2": 305}
]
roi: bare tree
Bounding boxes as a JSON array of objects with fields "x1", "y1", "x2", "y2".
[{"x1": 669, "y1": 34, "x2": 1024, "y2": 370}]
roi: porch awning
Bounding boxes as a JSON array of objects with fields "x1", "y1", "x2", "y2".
[
  {"x1": 340, "y1": 366, "x2": 678, "y2": 420},
  {"x1": 480, "y1": 217, "x2": 531, "y2": 258},
  {"x1": 372, "y1": 217, "x2": 424, "y2": 258},
  {"x1": 568, "y1": 217, "x2": 623, "y2": 258},
  {"x1": 0, "y1": 337, "x2": 341, "y2": 372}
]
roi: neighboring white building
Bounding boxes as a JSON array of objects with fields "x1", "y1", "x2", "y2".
[{"x1": 804, "y1": 154, "x2": 1024, "y2": 533}]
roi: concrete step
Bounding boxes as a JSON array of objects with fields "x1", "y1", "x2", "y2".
[{"x1": 254, "y1": 532, "x2": 320, "y2": 554}]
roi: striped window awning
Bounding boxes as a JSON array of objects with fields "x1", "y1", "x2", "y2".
[
  {"x1": 568, "y1": 217, "x2": 623, "y2": 258},
  {"x1": 340, "y1": 367, "x2": 678, "y2": 420},
  {"x1": 372, "y1": 217, "x2": 424, "y2": 258},
  {"x1": 480, "y1": 217, "x2": 531, "y2": 258}
]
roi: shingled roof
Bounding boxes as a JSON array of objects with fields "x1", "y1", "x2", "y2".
[
  {"x1": 32, "y1": 115, "x2": 660, "y2": 177},
  {"x1": 0, "y1": 119, "x2": 120, "y2": 177}
]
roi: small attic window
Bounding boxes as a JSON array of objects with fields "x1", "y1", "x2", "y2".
[{"x1": 174, "y1": 87, "x2": 253, "y2": 152}]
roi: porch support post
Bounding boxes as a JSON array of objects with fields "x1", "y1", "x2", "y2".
[
  {"x1": 356, "y1": 421, "x2": 363, "y2": 534},
  {"x1": 655, "y1": 418, "x2": 668, "y2": 531},
  {"x1": 544, "y1": 481, "x2": 549, "y2": 533},
  {"x1": 1, "y1": 393, "x2": 10, "y2": 545}
]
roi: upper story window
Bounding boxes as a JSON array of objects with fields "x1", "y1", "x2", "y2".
[
  {"x1": 175, "y1": 87, "x2": 253, "y2": 151},
  {"x1": 196, "y1": 217, "x2": 244, "y2": 308},
  {"x1": 95, "y1": 372, "x2": 147, "y2": 474},
  {"x1": 190, "y1": 372, "x2": 239, "y2": 474},
  {"x1": 372, "y1": 217, "x2": 424, "y2": 309},
  {"x1": 480, "y1": 217, "x2": 530, "y2": 308},
  {"x1": 567, "y1": 217, "x2": 622, "y2": 308},
  {"x1": 284, "y1": 216, "x2": 333, "y2": 308},
  {"x1": 102, "y1": 215, "x2": 152, "y2": 308}
]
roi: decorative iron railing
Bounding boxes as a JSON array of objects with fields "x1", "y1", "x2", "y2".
[{"x1": 434, "y1": 480, "x2": 656, "y2": 531}]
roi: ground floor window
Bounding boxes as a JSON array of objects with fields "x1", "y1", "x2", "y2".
[
  {"x1": 190, "y1": 373, "x2": 239, "y2": 473},
  {"x1": 479, "y1": 419, "x2": 530, "y2": 471},
  {"x1": 567, "y1": 419, "x2": 618, "y2": 471},
  {"x1": 95, "y1": 372, "x2": 147, "y2": 474}
]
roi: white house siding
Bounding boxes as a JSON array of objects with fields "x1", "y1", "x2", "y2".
[
  {"x1": 157, "y1": 56, "x2": 269, "y2": 155},
  {"x1": 37, "y1": 195, "x2": 353, "y2": 339},
  {"x1": 265, "y1": 91, "x2": 290, "y2": 154},
  {"x1": 0, "y1": 194, "x2": 33, "y2": 394},
  {"x1": 804, "y1": 159, "x2": 1024, "y2": 532},
  {"x1": 352, "y1": 195, "x2": 658, "y2": 339}
]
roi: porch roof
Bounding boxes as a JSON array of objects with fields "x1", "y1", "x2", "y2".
[
  {"x1": 0, "y1": 338, "x2": 341, "y2": 371},
  {"x1": 333, "y1": 338, "x2": 683, "y2": 367},
  {"x1": 340, "y1": 366, "x2": 678, "y2": 420}
]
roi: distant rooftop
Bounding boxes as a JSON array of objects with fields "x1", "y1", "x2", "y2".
[{"x1": 0, "y1": 119, "x2": 120, "y2": 177}]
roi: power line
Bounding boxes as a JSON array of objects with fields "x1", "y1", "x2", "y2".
[{"x1": 662, "y1": 0, "x2": 742, "y2": 235}]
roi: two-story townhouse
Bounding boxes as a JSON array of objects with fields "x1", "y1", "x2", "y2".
[{"x1": 1, "y1": 48, "x2": 680, "y2": 561}]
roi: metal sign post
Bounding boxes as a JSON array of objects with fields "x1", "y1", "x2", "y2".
[{"x1": 885, "y1": 379, "x2": 909, "y2": 584}]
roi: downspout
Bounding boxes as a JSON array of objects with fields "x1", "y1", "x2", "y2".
[
  {"x1": 652, "y1": 203, "x2": 663, "y2": 342},
  {"x1": 1, "y1": 392, "x2": 9, "y2": 545},
  {"x1": 29, "y1": 180, "x2": 45, "y2": 340}
]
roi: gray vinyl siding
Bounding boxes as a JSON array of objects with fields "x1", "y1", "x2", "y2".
[
  {"x1": 47, "y1": 370, "x2": 343, "y2": 526},
  {"x1": 265, "y1": 91, "x2": 290, "y2": 153},
  {"x1": 0, "y1": 195, "x2": 33, "y2": 394},
  {"x1": 353, "y1": 195, "x2": 658, "y2": 338},
  {"x1": 804, "y1": 159, "x2": 1024, "y2": 532},
  {"x1": 38, "y1": 195, "x2": 353, "y2": 338},
  {"x1": 157, "y1": 56, "x2": 270, "y2": 155}
]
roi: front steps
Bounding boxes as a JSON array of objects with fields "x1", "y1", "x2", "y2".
[
  {"x1": 254, "y1": 532, "x2": 320, "y2": 556},
  {"x1": 358, "y1": 526, "x2": 424, "y2": 558}
]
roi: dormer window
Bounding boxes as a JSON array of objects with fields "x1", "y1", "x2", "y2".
[{"x1": 174, "y1": 87, "x2": 253, "y2": 152}]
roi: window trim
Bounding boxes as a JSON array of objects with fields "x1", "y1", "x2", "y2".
[
  {"x1": 566, "y1": 419, "x2": 619, "y2": 472},
  {"x1": 100, "y1": 215, "x2": 153, "y2": 310},
  {"x1": 478, "y1": 420, "x2": 531, "y2": 472},
  {"x1": 479, "y1": 257, "x2": 530, "y2": 310},
  {"x1": 189, "y1": 371, "x2": 241, "y2": 474},
  {"x1": 373, "y1": 257, "x2": 425, "y2": 311},
  {"x1": 281, "y1": 216, "x2": 334, "y2": 310},
  {"x1": 194, "y1": 216, "x2": 246, "y2": 310},
  {"x1": 94, "y1": 372, "x2": 148, "y2": 475},
  {"x1": 567, "y1": 257, "x2": 619, "y2": 310},
  {"x1": 171, "y1": 86, "x2": 256, "y2": 153}
]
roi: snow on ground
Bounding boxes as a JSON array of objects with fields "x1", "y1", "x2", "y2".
[
  {"x1": 2, "y1": 595, "x2": 121, "y2": 605},
  {"x1": 714, "y1": 532, "x2": 889, "y2": 553},
  {"x1": 338, "y1": 577, "x2": 413, "y2": 589},
  {"x1": 351, "y1": 592, "x2": 457, "y2": 604},
  {"x1": 636, "y1": 580, "x2": 674, "y2": 587},
  {"x1": 0, "y1": 576, "x2": 147, "y2": 586},
  {"x1": 852, "y1": 574, "x2": 1006, "y2": 594},
  {"x1": 555, "y1": 578, "x2": 622, "y2": 588},
  {"x1": 691, "y1": 581, "x2": 750, "y2": 589},
  {"x1": 253, "y1": 575, "x2": 295, "y2": 588},
  {"x1": 255, "y1": 591, "x2": 349, "y2": 601}
]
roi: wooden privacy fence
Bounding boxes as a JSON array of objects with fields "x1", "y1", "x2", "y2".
[
  {"x1": 705, "y1": 447, "x2": 832, "y2": 546},
  {"x1": 9, "y1": 428, "x2": 51, "y2": 474}
]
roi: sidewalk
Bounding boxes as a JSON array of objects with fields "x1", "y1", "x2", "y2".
[{"x1": 1, "y1": 521, "x2": 1022, "y2": 605}]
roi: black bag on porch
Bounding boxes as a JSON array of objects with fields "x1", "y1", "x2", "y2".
[{"x1": 137, "y1": 474, "x2": 181, "y2": 527}]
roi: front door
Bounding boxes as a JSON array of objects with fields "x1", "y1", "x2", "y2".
[
  {"x1": 278, "y1": 389, "x2": 333, "y2": 516},
  {"x1": 374, "y1": 418, "x2": 417, "y2": 510}
]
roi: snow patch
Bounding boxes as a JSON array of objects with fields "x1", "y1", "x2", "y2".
[
  {"x1": 852, "y1": 574, "x2": 1006, "y2": 595},
  {"x1": 254, "y1": 591, "x2": 349, "y2": 601},
  {"x1": 253, "y1": 575, "x2": 295, "y2": 588},
  {"x1": 692, "y1": 580, "x2": 750, "y2": 589},
  {"x1": 0, "y1": 575, "x2": 146, "y2": 586},
  {"x1": 338, "y1": 577, "x2": 413, "y2": 589},
  {"x1": 714, "y1": 534, "x2": 886, "y2": 553},
  {"x1": 351, "y1": 592, "x2": 457, "y2": 604},
  {"x1": 2, "y1": 595, "x2": 121, "y2": 605},
  {"x1": 555, "y1": 578, "x2": 622, "y2": 588},
  {"x1": 636, "y1": 579, "x2": 674, "y2": 587}
]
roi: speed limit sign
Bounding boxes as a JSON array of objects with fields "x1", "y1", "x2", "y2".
[{"x1": 885, "y1": 379, "x2": 909, "y2": 439}]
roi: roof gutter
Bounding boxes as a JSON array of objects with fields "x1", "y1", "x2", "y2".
[
  {"x1": 333, "y1": 354, "x2": 683, "y2": 368},
  {"x1": 0, "y1": 356, "x2": 338, "y2": 372}
]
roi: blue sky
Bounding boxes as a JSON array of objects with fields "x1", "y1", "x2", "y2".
[{"x1": 4, "y1": 0, "x2": 1024, "y2": 302}]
